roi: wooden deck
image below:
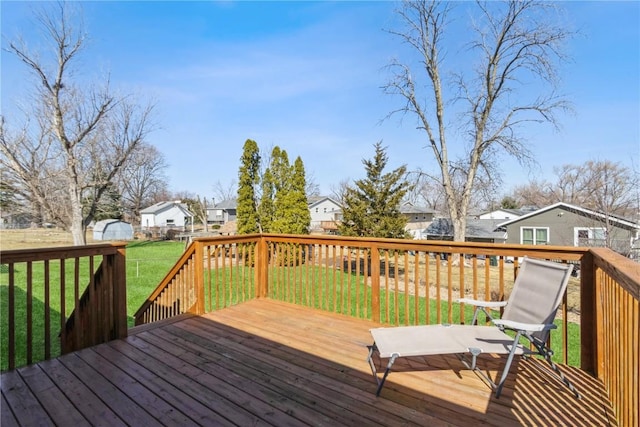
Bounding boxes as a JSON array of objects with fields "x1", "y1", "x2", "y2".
[{"x1": 1, "y1": 299, "x2": 616, "y2": 426}]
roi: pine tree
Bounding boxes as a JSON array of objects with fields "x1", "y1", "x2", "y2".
[
  {"x1": 339, "y1": 142, "x2": 411, "y2": 239},
  {"x1": 237, "y1": 141, "x2": 311, "y2": 238},
  {"x1": 290, "y1": 157, "x2": 311, "y2": 234},
  {"x1": 237, "y1": 139, "x2": 260, "y2": 234},
  {"x1": 270, "y1": 147, "x2": 293, "y2": 234},
  {"x1": 258, "y1": 167, "x2": 274, "y2": 233}
]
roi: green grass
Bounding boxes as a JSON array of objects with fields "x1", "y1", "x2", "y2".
[
  {"x1": 125, "y1": 240, "x2": 185, "y2": 324},
  {"x1": 0, "y1": 240, "x2": 184, "y2": 370},
  {"x1": 1, "y1": 242, "x2": 580, "y2": 370}
]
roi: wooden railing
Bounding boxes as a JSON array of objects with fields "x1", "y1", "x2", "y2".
[
  {"x1": 135, "y1": 234, "x2": 587, "y2": 360},
  {"x1": 0, "y1": 243, "x2": 127, "y2": 371},
  {"x1": 134, "y1": 235, "x2": 261, "y2": 324},
  {"x1": 588, "y1": 248, "x2": 639, "y2": 427},
  {"x1": 134, "y1": 233, "x2": 639, "y2": 426},
  {"x1": 2, "y1": 234, "x2": 637, "y2": 425}
]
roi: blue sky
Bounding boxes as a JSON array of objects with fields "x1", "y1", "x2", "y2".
[{"x1": 2, "y1": 1, "x2": 639, "y2": 202}]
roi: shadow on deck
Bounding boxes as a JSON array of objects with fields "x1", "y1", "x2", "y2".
[{"x1": 1, "y1": 299, "x2": 616, "y2": 426}]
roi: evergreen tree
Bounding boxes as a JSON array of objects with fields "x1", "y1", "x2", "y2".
[
  {"x1": 258, "y1": 167, "x2": 274, "y2": 233},
  {"x1": 83, "y1": 175, "x2": 124, "y2": 221},
  {"x1": 270, "y1": 147, "x2": 293, "y2": 234},
  {"x1": 237, "y1": 141, "x2": 311, "y2": 237},
  {"x1": 237, "y1": 139, "x2": 260, "y2": 234},
  {"x1": 339, "y1": 142, "x2": 411, "y2": 239},
  {"x1": 290, "y1": 157, "x2": 311, "y2": 234}
]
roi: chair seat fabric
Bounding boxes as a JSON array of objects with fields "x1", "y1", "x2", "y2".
[{"x1": 370, "y1": 324, "x2": 526, "y2": 358}]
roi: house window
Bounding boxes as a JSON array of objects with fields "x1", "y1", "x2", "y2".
[
  {"x1": 521, "y1": 227, "x2": 548, "y2": 245},
  {"x1": 166, "y1": 219, "x2": 175, "y2": 225},
  {"x1": 574, "y1": 227, "x2": 606, "y2": 247},
  {"x1": 324, "y1": 208, "x2": 327, "y2": 213},
  {"x1": 315, "y1": 208, "x2": 318, "y2": 213}
]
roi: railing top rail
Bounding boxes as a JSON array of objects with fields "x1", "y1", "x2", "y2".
[
  {"x1": 590, "y1": 247, "x2": 640, "y2": 300},
  {"x1": 245, "y1": 233, "x2": 588, "y2": 260},
  {"x1": 0, "y1": 242, "x2": 127, "y2": 263},
  {"x1": 193, "y1": 234, "x2": 261, "y2": 245}
]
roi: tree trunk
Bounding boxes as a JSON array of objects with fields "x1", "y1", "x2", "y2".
[{"x1": 69, "y1": 184, "x2": 87, "y2": 245}]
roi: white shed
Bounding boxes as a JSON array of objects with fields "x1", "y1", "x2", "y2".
[{"x1": 93, "y1": 219, "x2": 134, "y2": 241}]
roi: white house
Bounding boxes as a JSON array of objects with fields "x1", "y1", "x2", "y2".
[
  {"x1": 308, "y1": 196, "x2": 342, "y2": 233},
  {"x1": 140, "y1": 201, "x2": 194, "y2": 229},
  {"x1": 478, "y1": 208, "x2": 529, "y2": 220}
]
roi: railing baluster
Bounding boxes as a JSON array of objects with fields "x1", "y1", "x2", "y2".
[
  {"x1": 44, "y1": 260, "x2": 50, "y2": 360},
  {"x1": 26, "y1": 262, "x2": 32, "y2": 365},
  {"x1": 8, "y1": 264, "x2": 15, "y2": 370}
]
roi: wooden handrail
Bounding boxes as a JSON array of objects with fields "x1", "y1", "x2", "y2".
[
  {"x1": 589, "y1": 247, "x2": 639, "y2": 427},
  {"x1": 1, "y1": 243, "x2": 127, "y2": 371}
]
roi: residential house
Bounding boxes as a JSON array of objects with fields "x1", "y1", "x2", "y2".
[
  {"x1": 401, "y1": 203, "x2": 438, "y2": 239},
  {"x1": 423, "y1": 218, "x2": 507, "y2": 243},
  {"x1": 140, "y1": 201, "x2": 194, "y2": 229},
  {"x1": 308, "y1": 196, "x2": 342, "y2": 234},
  {"x1": 207, "y1": 199, "x2": 237, "y2": 226},
  {"x1": 498, "y1": 202, "x2": 640, "y2": 256},
  {"x1": 477, "y1": 207, "x2": 532, "y2": 220}
]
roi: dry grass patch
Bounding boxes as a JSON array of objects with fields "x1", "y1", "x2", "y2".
[{"x1": 0, "y1": 228, "x2": 96, "y2": 250}]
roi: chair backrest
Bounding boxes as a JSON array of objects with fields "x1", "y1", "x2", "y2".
[{"x1": 502, "y1": 257, "x2": 574, "y2": 343}]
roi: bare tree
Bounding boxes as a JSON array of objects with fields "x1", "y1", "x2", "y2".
[
  {"x1": 116, "y1": 142, "x2": 168, "y2": 224},
  {"x1": 513, "y1": 160, "x2": 638, "y2": 219},
  {"x1": 2, "y1": 2, "x2": 155, "y2": 244},
  {"x1": 384, "y1": 0, "x2": 572, "y2": 243},
  {"x1": 212, "y1": 179, "x2": 237, "y2": 204},
  {"x1": 511, "y1": 179, "x2": 554, "y2": 208}
]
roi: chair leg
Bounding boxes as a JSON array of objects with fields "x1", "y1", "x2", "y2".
[
  {"x1": 495, "y1": 331, "x2": 523, "y2": 398},
  {"x1": 376, "y1": 353, "x2": 399, "y2": 396},
  {"x1": 366, "y1": 344, "x2": 399, "y2": 396},
  {"x1": 543, "y1": 353, "x2": 582, "y2": 399}
]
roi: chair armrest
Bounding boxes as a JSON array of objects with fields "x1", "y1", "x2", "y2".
[
  {"x1": 457, "y1": 298, "x2": 507, "y2": 309},
  {"x1": 493, "y1": 319, "x2": 557, "y2": 333}
]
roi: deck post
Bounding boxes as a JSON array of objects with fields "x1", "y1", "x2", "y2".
[
  {"x1": 113, "y1": 244, "x2": 128, "y2": 340},
  {"x1": 255, "y1": 236, "x2": 269, "y2": 298},
  {"x1": 580, "y1": 251, "x2": 596, "y2": 375},
  {"x1": 194, "y1": 241, "x2": 205, "y2": 315}
]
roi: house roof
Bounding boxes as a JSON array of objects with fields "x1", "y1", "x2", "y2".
[
  {"x1": 213, "y1": 199, "x2": 237, "y2": 209},
  {"x1": 93, "y1": 219, "x2": 132, "y2": 232},
  {"x1": 308, "y1": 196, "x2": 341, "y2": 209},
  {"x1": 140, "y1": 201, "x2": 193, "y2": 216},
  {"x1": 425, "y1": 218, "x2": 506, "y2": 240},
  {"x1": 497, "y1": 202, "x2": 640, "y2": 229},
  {"x1": 480, "y1": 208, "x2": 530, "y2": 217},
  {"x1": 400, "y1": 205, "x2": 437, "y2": 214}
]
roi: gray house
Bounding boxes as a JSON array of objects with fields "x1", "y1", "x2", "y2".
[
  {"x1": 93, "y1": 219, "x2": 134, "y2": 241},
  {"x1": 498, "y1": 202, "x2": 640, "y2": 256},
  {"x1": 207, "y1": 199, "x2": 237, "y2": 226},
  {"x1": 401, "y1": 203, "x2": 438, "y2": 239}
]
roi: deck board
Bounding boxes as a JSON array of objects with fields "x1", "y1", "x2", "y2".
[{"x1": 1, "y1": 299, "x2": 617, "y2": 426}]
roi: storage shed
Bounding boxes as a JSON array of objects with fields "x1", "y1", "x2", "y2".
[{"x1": 93, "y1": 219, "x2": 134, "y2": 241}]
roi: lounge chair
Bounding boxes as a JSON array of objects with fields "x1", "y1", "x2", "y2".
[{"x1": 367, "y1": 256, "x2": 580, "y2": 398}]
